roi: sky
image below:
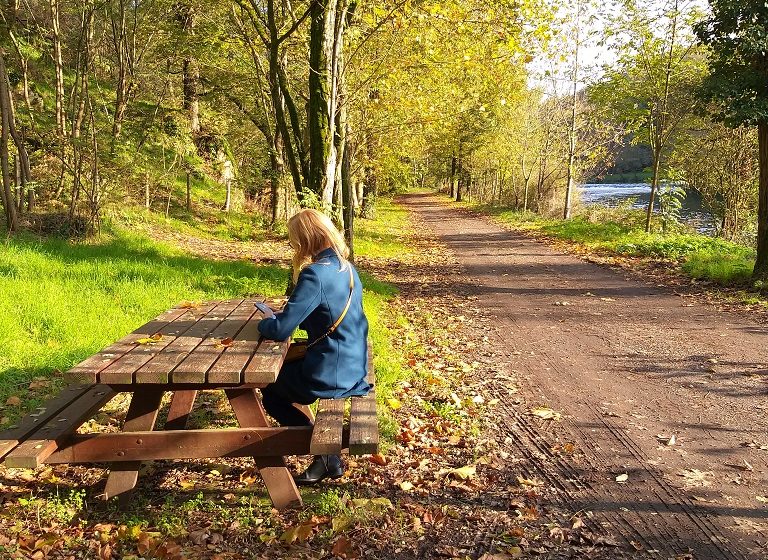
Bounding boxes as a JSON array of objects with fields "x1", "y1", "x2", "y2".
[{"x1": 529, "y1": 0, "x2": 710, "y2": 95}]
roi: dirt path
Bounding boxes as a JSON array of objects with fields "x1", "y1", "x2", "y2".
[{"x1": 402, "y1": 193, "x2": 768, "y2": 559}]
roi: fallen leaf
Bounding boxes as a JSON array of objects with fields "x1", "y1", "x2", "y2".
[
  {"x1": 725, "y1": 460, "x2": 753, "y2": 472},
  {"x1": 5, "y1": 396, "x2": 21, "y2": 406},
  {"x1": 331, "y1": 515, "x2": 354, "y2": 533},
  {"x1": 387, "y1": 398, "x2": 402, "y2": 410},
  {"x1": 135, "y1": 334, "x2": 163, "y2": 345},
  {"x1": 399, "y1": 481, "x2": 414, "y2": 491},
  {"x1": 615, "y1": 473, "x2": 629, "y2": 483},
  {"x1": 448, "y1": 465, "x2": 476, "y2": 480},
  {"x1": 678, "y1": 469, "x2": 713, "y2": 488},
  {"x1": 530, "y1": 406, "x2": 561, "y2": 421},
  {"x1": 331, "y1": 535, "x2": 356, "y2": 558},
  {"x1": 656, "y1": 434, "x2": 676, "y2": 446},
  {"x1": 757, "y1": 496, "x2": 768, "y2": 503},
  {"x1": 517, "y1": 476, "x2": 543, "y2": 487},
  {"x1": 369, "y1": 453, "x2": 387, "y2": 466}
]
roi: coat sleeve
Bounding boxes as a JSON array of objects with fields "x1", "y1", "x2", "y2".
[{"x1": 257, "y1": 266, "x2": 322, "y2": 341}]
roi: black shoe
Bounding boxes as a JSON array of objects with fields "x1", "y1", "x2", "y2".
[{"x1": 294, "y1": 455, "x2": 344, "y2": 486}]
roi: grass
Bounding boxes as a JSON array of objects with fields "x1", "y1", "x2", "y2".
[
  {"x1": 0, "y1": 198, "x2": 412, "y2": 427},
  {"x1": 0, "y1": 230, "x2": 286, "y2": 416},
  {"x1": 472, "y1": 202, "x2": 758, "y2": 287}
]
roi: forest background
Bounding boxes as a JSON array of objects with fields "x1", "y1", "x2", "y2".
[{"x1": 0, "y1": 0, "x2": 766, "y2": 282}]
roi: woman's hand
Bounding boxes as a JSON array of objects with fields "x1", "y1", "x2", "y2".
[{"x1": 255, "y1": 302, "x2": 276, "y2": 319}]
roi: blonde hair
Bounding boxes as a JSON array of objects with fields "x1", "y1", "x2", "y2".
[{"x1": 287, "y1": 209, "x2": 349, "y2": 282}]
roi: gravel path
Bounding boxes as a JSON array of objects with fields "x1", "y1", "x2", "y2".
[{"x1": 403, "y1": 193, "x2": 768, "y2": 559}]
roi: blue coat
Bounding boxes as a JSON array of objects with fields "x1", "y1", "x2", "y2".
[{"x1": 257, "y1": 248, "x2": 370, "y2": 401}]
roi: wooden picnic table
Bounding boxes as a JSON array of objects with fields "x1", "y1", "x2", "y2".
[{"x1": 0, "y1": 298, "x2": 378, "y2": 510}]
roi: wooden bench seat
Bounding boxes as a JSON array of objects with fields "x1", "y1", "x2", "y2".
[
  {"x1": 3, "y1": 385, "x2": 115, "y2": 468},
  {"x1": 311, "y1": 343, "x2": 379, "y2": 456}
]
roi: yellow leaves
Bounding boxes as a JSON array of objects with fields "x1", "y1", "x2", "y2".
[
  {"x1": 399, "y1": 481, "x2": 415, "y2": 491},
  {"x1": 239, "y1": 467, "x2": 259, "y2": 484},
  {"x1": 135, "y1": 333, "x2": 163, "y2": 345},
  {"x1": 215, "y1": 337, "x2": 234, "y2": 349},
  {"x1": 331, "y1": 514, "x2": 354, "y2": 533},
  {"x1": 5, "y1": 395, "x2": 21, "y2": 406},
  {"x1": 387, "y1": 398, "x2": 402, "y2": 410},
  {"x1": 517, "y1": 476, "x2": 543, "y2": 487},
  {"x1": 279, "y1": 522, "x2": 314, "y2": 544},
  {"x1": 179, "y1": 479, "x2": 195, "y2": 490},
  {"x1": 447, "y1": 465, "x2": 476, "y2": 480},
  {"x1": 529, "y1": 406, "x2": 561, "y2": 421}
]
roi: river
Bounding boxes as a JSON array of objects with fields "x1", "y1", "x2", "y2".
[{"x1": 579, "y1": 183, "x2": 715, "y2": 233}]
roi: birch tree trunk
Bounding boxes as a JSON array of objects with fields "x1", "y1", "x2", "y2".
[
  {"x1": 50, "y1": 0, "x2": 66, "y2": 138},
  {"x1": 308, "y1": 0, "x2": 350, "y2": 205}
]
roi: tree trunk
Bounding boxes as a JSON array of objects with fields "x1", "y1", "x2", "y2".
[
  {"x1": 342, "y1": 128, "x2": 354, "y2": 261},
  {"x1": 50, "y1": 0, "x2": 66, "y2": 138},
  {"x1": 0, "y1": 50, "x2": 18, "y2": 230},
  {"x1": 450, "y1": 155, "x2": 457, "y2": 198},
  {"x1": 178, "y1": 3, "x2": 201, "y2": 135},
  {"x1": 308, "y1": 0, "x2": 350, "y2": 205},
  {"x1": 755, "y1": 122, "x2": 768, "y2": 280},
  {"x1": 186, "y1": 172, "x2": 191, "y2": 212},
  {"x1": 270, "y1": 130, "x2": 284, "y2": 225},
  {"x1": 645, "y1": 147, "x2": 662, "y2": 232}
]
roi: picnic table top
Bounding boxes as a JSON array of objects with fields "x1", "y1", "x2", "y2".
[{"x1": 65, "y1": 298, "x2": 290, "y2": 386}]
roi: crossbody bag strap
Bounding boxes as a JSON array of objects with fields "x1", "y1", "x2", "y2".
[{"x1": 306, "y1": 264, "x2": 355, "y2": 349}]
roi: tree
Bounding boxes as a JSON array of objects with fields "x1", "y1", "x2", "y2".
[
  {"x1": 592, "y1": 0, "x2": 705, "y2": 232},
  {"x1": 671, "y1": 122, "x2": 758, "y2": 240},
  {"x1": 695, "y1": 1, "x2": 768, "y2": 279}
]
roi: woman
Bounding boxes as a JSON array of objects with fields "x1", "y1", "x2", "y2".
[{"x1": 257, "y1": 209, "x2": 370, "y2": 485}]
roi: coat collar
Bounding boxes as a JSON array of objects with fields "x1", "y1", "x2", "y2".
[{"x1": 313, "y1": 247, "x2": 337, "y2": 261}]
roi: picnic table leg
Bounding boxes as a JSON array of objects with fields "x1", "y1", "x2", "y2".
[
  {"x1": 164, "y1": 390, "x2": 197, "y2": 430},
  {"x1": 103, "y1": 388, "x2": 165, "y2": 506},
  {"x1": 225, "y1": 388, "x2": 302, "y2": 510}
]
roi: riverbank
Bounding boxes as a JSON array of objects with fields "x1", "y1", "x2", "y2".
[{"x1": 458, "y1": 198, "x2": 767, "y2": 307}]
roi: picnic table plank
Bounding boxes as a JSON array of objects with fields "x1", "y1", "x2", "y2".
[
  {"x1": 46, "y1": 427, "x2": 313, "y2": 462},
  {"x1": 103, "y1": 388, "x2": 165, "y2": 503},
  {"x1": 171, "y1": 299, "x2": 249, "y2": 384},
  {"x1": 99, "y1": 308, "x2": 201, "y2": 384},
  {"x1": 65, "y1": 307, "x2": 189, "y2": 384},
  {"x1": 134, "y1": 302, "x2": 229, "y2": 384},
  {"x1": 0, "y1": 384, "x2": 93, "y2": 460},
  {"x1": 310, "y1": 399, "x2": 345, "y2": 455},
  {"x1": 348, "y1": 345, "x2": 378, "y2": 454},
  {"x1": 207, "y1": 309, "x2": 263, "y2": 384},
  {"x1": 243, "y1": 337, "x2": 289, "y2": 384},
  {"x1": 4, "y1": 385, "x2": 116, "y2": 468}
]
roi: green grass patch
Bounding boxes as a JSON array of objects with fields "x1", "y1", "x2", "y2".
[
  {"x1": 0, "y1": 230, "x2": 286, "y2": 415},
  {"x1": 117, "y1": 205, "x2": 271, "y2": 243},
  {"x1": 0, "y1": 199, "x2": 412, "y2": 435},
  {"x1": 355, "y1": 198, "x2": 417, "y2": 260},
  {"x1": 472, "y1": 202, "x2": 758, "y2": 287}
]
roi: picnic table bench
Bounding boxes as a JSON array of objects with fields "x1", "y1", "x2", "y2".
[{"x1": 0, "y1": 298, "x2": 378, "y2": 510}]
